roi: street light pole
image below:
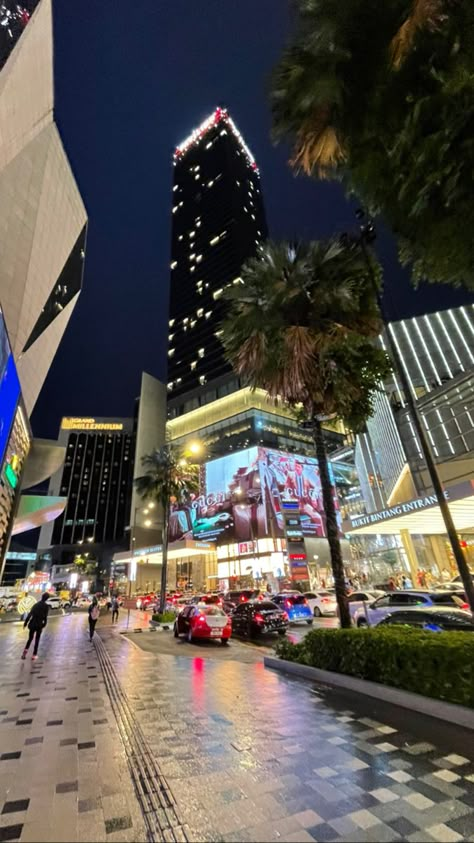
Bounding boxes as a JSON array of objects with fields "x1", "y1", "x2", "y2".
[{"x1": 352, "y1": 213, "x2": 474, "y2": 611}]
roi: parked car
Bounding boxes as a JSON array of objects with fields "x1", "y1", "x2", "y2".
[
  {"x1": 303, "y1": 590, "x2": 338, "y2": 617},
  {"x1": 225, "y1": 589, "x2": 263, "y2": 604},
  {"x1": 348, "y1": 590, "x2": 386, "y2": 621},
  {"x1": 174, "y1": 604, "x2": 231, "y2": 644},
  {"x1": 353, "y1": 590, "x2": 469, "y2": 627},
  {"x1": 377, "y1": 607, "x2": 474, "y2": 632},
  {"x1": 231, "y1": 600, "x2": 289, "y2": 637},
  {"x1": 272, "y1": 593, "x2": 313, "y2": 625}
]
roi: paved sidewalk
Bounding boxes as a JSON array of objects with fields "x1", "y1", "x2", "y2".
[
  {"x1": 2, "y1": 612, "x2": 474, "y2": 842},
  {"x1": 0, "y1": 614, "x2": 147, "y2": 843},
  {"x1": 101, "y1": 626, "x2": 474, "y2": 843}
]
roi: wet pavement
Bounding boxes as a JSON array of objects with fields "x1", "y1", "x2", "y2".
[{"x1": 1, "y1": 612, "x2": 474, "y2": 841}]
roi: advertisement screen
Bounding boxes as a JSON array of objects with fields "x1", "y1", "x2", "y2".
[
  {"x1": 168, "y1": 446, "x2": 342, "y2": 545},
  {"x1": 0, "y1": 355, "x2": 21, "y2": 466}
]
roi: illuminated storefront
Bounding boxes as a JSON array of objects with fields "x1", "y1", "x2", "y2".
[{"x1": 0, "y1": 307, "x2": 31, "y2": 577}]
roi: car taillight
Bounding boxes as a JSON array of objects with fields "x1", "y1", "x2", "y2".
[
  {"x1": 303, "y1": 598, "x2": 309, "y2": 605},
  {"x1": 241, "y1": 595, "x2": 247, "y2": 602},
  {"x1": 321, "y1": 598, "x2": 330, "y2": 604},
  {"x1": 460, "y1": 602, "x2": 469, "y2": 610},
  {"x1": 285, "y1": 600, "x2": 291, "y2": 608},
  {"x1": 254, "y1": 613, "x2": 264, "y2": 623},
  {"x1": 197, "y1": 615, "x2": 207, "y2": 624}
]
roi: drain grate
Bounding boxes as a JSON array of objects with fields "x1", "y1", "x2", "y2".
[{"x1": 94, "y1": 635, "x2": 189, "y2": 842}]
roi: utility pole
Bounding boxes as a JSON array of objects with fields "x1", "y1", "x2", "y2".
[{"x1": 351, "y1": 211, "x2": 474, "y2": 611}]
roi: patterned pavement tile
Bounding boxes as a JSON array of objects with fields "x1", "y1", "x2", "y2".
[{"x1": 2, "y1": 612, "x2": 474, "y2": 842}]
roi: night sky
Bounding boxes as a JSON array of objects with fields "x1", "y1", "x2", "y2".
[{"x1": 31, "y1": 0, "x2": 473, "y2": 440}]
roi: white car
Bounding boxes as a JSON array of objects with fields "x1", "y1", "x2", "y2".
[
  {"x1": 303, "y1": 591, "x2": 338, "y2": 617},
  {"x1": 46, "y1": 596, "x2": 64, "y2": 610},
  {"x1": 353, "y1": 590, "x2": 469, "y2": 627},
  {"x1": 348, "y1": 590, "x2": 386, "y2": 622}
]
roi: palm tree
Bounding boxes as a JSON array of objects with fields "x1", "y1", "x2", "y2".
[
  {"x1": 270, "y1": 0, "x2": 474, "y2": 289},
  {"x1": 135, "y1": 447, "x2": 199, "y2": 614},
  {"x1": 221, "y1": 240, "x2": 391, "y2": 628}
]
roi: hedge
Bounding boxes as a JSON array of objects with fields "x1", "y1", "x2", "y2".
[
  {"x1": 152, "y1": 611, "x2": 176, "y2": 624},
  {"x1": 274, "y1": 628, "x2": 474, "y2": 708}
]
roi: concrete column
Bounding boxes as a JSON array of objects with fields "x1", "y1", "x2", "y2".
[
  {"x1": 400, "y1": 529, "x2": 420, "y2": 585},
  {"x1": 429, "y1": 535, "x2": 450, "y2": 577}
]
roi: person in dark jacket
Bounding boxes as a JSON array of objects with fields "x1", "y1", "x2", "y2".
[
  {"x1": 21, "y1": 593, "x2": 50, "y2": 660},
  {"x1": 88, "y1": 597, "x2": 100, "y2": 640}
]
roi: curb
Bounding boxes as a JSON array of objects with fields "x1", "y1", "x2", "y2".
[{"x1": 264, "y1": 656, "x2": 474, "y2": 731}]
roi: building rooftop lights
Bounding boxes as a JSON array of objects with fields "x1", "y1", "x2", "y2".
[{"x1": 173, "y1": 107, "x2": 259, "y2": 173}]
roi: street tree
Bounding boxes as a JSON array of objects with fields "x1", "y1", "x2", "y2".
[
  {"x1": 221, "y1": 240, "x2": 391, "y2": 628},
  {"x1": 271, "y1": 0, "x2": 474, "y2": 287},
  {"x1": 135, "y1": 447, "x2": 199, "y2": 614}
]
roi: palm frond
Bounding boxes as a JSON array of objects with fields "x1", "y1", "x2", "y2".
[
  {"x1": 291, "y1": 122, "x2": 346, "y2": 178},
  {"x1": 390, "y1": 0, "x2": 447, "y2": 68}
]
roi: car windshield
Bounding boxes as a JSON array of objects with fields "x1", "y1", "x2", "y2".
[
  {"x1": 200, "y1": 595, "x2": 220, "y2": 604},
  {"x1": 286, "y1": 595, "x2": 306, "y2": 605},
  {"x1": 199, "y1": 606, "x2": 226, "y2": 616},
  {"x1": 317, "y1": 591, "x2": 331, "y2": 597},
  {"x1": 257, "y1": 602, "x2": 279, "y2": 611}
]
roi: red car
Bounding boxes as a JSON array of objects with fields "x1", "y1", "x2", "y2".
[
  {"x1": 136, "y1": 594, "x2": 157, "y2": 611},
  {"x1": 174, "y1": 604, "x2": 231, "y2": 645}
]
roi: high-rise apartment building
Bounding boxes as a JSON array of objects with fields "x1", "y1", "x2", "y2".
[{"x1": 168, "y1": 107, "x2": 267, "y2": 414}]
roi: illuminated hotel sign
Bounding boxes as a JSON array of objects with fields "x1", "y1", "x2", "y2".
[{"x1": 62, "y1": 418, "x2": 124, "y2": 431}]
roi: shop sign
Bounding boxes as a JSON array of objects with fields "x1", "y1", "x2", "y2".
[{"x1": 350, "y1": 494, "x2": 440, "y2": 529}]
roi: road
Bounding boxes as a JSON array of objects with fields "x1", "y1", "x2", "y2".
[{"x1": 1, "y1": 611, "x2": 474, "y2": 842}]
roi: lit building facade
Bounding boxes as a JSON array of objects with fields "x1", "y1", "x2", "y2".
[
  {"x1": 0, "y1": 0, "x2": 87, "y2": 415},
  {"x1": 0, "y1": 306, "x2": 31, "y2": 579},
  {"x1": 168, "y1": 107, "x2": 267, "y2": 414},
  {"x1": 349, "y1": 305, "x2": 474, "y2": 579},
  {"x1": 38, "y1": 417, "x2": 135, "y2": 577}
]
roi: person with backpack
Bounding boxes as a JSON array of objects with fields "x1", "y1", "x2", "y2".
[
  {"x1": 88, "y1": 597, "x2": 100, "y2": 640},
  {"x1": 111, "y1": 595, "x2": 119, "y2": 624},
  {"x1": 21, "y1": 593, "x2": 50, "y2": 660}
]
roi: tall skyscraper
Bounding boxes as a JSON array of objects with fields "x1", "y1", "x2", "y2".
[{"x1": 168, "y1": 107, "x2": 267, "y2": 415}]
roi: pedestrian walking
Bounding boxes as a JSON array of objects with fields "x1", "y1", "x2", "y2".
[
  {"x1": 88, "y1": 597, "x2": 100, "y2": 640},
  {"x1": 21, "y1": 593, "x2": 50, "y2": 660},
  {"x1": 111, "y1": 596, "x2": 119, "y2": 624}
]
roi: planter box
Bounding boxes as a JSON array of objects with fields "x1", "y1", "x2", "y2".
[{"x1": 264, "y1": 655, "x2": 474, "y2": 731}]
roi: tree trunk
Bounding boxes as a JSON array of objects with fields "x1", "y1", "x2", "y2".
[
  {"x1": 313, "y1": 417, "x2": 351, "y2": 629},
  {"x1": 159, "y1": 504, "x2": 169, "y2": 615}
]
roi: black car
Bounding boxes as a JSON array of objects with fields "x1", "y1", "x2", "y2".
[
  {"x1": 231, "y1": 601, "x2": 289, "y2": 638},
  {"x1": 377, "y1": 607, "x2": 474, "y2": 632}
]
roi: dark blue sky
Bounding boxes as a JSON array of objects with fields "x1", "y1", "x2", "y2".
[{"x1": 31, "y1": 0, "x2": 472, "y2": 439}]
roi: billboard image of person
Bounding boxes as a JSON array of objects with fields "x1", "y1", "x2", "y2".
[
  {"x1": 258, "y1": 447, "x2": 342, "y2": 538},
  {"x1": 167, "y1": 446, "x2": 342, "y2": 545}
]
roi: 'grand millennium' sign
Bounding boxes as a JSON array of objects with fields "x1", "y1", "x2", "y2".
[{"x1": 61, "y1": 418, "x2": 124, "y2": 431}]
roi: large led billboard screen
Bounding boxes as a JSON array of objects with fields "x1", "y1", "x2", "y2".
[
  {"x1": 0, "y1": 309, "x2": 21, "y2": 466},
  {"x1": 168, "y1": 446, "x2": 342, "y2": 545}
]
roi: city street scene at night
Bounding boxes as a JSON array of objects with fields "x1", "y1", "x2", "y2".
[{"x1": 1, "y1": 0, "x2": 474, "y2": 841}]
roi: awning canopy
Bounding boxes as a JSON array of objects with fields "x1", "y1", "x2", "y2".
[{"x1": 344, "y1": 480, "x2": 474, "y2": 536}]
